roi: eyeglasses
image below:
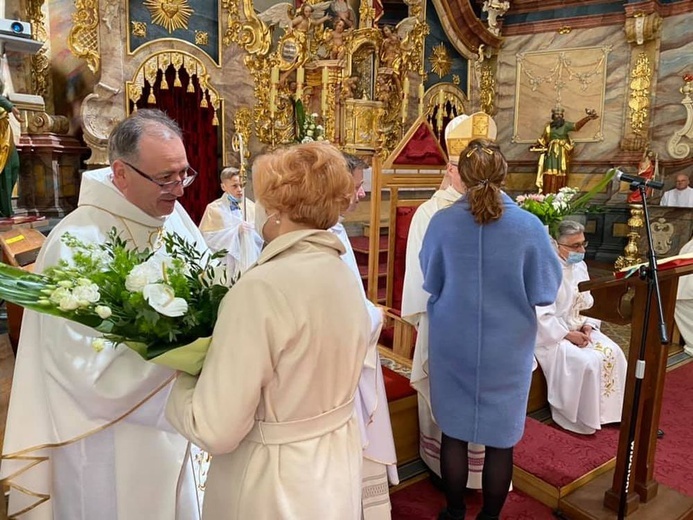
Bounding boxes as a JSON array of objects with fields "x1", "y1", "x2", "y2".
[
  {"x1": 558, "y1": 241, "x2": 589, "y2": 251},
  {"x1": 122, "y1": 161, "x2": 198, "y2": 190}
]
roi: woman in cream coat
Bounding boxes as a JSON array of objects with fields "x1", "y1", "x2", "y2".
[{"x1": 166, "y1": 142, "x2": 371, "y2": 519}]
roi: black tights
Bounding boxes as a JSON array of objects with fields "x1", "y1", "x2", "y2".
[{"x1": 440, "y1": 433, "x2": 514, "y2": 518}]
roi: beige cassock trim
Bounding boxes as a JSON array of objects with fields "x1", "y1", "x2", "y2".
[{"x1": 1, "y1": 374, "x2": 176, "y2": 517}]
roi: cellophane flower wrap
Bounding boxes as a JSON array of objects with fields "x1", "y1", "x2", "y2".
[{"x1": 0, "y1": 229, "x2": 229, "y2": 375}]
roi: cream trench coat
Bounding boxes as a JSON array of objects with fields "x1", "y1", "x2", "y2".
[{"x1": 166, "y1": 229, "x2": 371, "y2": 520}]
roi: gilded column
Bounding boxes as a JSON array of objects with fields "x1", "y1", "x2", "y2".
[
  {"x1": 25, "y1": 0, "x2": 54, "y2": 113},
  {"x1": 620, "y1": 8, "x2": 662, "y2": 152}
]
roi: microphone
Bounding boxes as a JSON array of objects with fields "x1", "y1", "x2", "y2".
[{"x1": 615, "y1": 170, "x2": 664, "y2": 190}]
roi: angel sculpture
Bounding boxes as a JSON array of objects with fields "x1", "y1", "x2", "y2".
[
  {"x1": 257, "y1": 2, "x2": 330, "y2": 34},
  {"x1": 324, "y1": 19, "x2": 351, "y2": 60},
  {"x1": 327, "y1": 0, "x2": 356, "y2": 29}
]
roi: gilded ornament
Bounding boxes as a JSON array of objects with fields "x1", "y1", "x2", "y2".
[
  {"x1": 429, "y1": 43, "x2": 452, "y2": 78},
  {"x1": 68, "y1": 0, "x2": 100, "y2": 74},
  {"x1": 479, "y1": 64, "x2": 496, "y2": 115},
  {"x1": 131, "y1": 21, "x2": 148, "y2": 38},
  {"x1": 195, "y1": 31, "x2": 210, "y2": 46},
  {"x1": 558, "y1": 26, "x2": 572, "y2": 34},
  {"x1": 628, "y1": 52, "x2": 652, "y2": 135},
  {"x1": 26, "y1": 0, "x2": 51, "y2": 102},
  {"x1": 143, "y1": 0, "x2": 194, "y2": 33}
]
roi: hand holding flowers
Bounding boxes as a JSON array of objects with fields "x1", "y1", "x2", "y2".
[{"x1": 0, "y1": 229, "x2": 229, "y2": 375}]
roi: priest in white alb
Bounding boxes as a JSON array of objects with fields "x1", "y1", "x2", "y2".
[
  {"x1": 1, "y1": 110, "x2": 204, "y2": 519},
  {"x1": 402, "y1": 113, "x2": 498, "y2": 488},
  {"x1": 535, "y1": 220, "x2": 627, "y2": 434},
  {"x1": 331, "y1": 151, "x2": 399, "y2": 519},
  {"x1": 674, "y1": 235, "x2": 693, "y2": 357}
]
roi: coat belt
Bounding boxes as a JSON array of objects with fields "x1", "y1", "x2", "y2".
[{"x1": 246, "y1": 397, "x2": 355, "y2": 445}]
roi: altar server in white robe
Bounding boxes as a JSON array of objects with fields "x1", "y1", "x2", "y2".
[
  {"x1": 535, "y1": 220, "x2": 627, "y2": 434},
  {"x1": 1, "y1": 109, "x2": 204, "y2": 519},
  {"x1": 166, "y1": 142, "x2": 370, "y2": 520},
  {"x1": 674, "y1": 236, "x2": 693, "y2": 357},
  {"x1": 199, "y1": 167, "x2": 262, "y2": 280},
  {"x1": 330, "y1": 152, "x2": 399, "y2": 519},
  {"x1": 403, "y1": 112, "x2": 497, "y2": 488}
]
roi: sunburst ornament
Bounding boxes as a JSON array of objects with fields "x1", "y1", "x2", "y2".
[
  {"x1": 429, "y1": 43, "x2": 453, "y2": 79},
  {"x1": 143, "y1": 0, "x2": 194, "y2": 33}
]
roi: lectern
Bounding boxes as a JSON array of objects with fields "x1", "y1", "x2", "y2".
[{"x1": 559, "y1": 263, "x2": 693, "y2": 519}]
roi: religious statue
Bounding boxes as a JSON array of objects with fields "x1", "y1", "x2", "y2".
[
  {"x1": 379, "y1": 25, "x2": 402, "y2": 73},
  {"x1": 327, "y1": 0, "x2": 355, "y2": 29},
  {"x1": 290, "y1": 3, "x2": 331, "y2": 33},
  {"x1": 626, "y1": 149, "x2": 658, "y2": 204},
  {"x1": 482, "y1": 0, "x2": 511, "y2": 36},
  {"x1": 324, "y1": 19, "x2": 351, "y2": 60},
  {"x1": 531, "y1": 106, "x2": 599, "y2": 194},
  {"x1": 342, "y1": 75, "x2": 361, "y2": 100},
  {"x1": 0, "y1": 94, "x2": 23, "y2": 218}
]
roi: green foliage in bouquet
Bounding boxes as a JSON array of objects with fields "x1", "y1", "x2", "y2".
[
  {"x1": 295, "y1": 99, "x2": 325, "y2": 143},
  {"x1": 0, "y1": 229, "x2": 230, "y2": 374},
  {"x1": 516, "y1": 169, "x2": 616, "y2": 235}
]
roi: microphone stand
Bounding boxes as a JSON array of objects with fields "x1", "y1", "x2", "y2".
[{"x1": 617, "y1": 182, "x2": 668, "y2": 520}]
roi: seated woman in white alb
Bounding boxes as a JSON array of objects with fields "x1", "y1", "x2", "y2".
[
  {"x1": 535, "y1": 220, "x2": 628, "y2": 435},
  {"x1": 199, "y1": 167, "x2": 262, "y2": 280},
  {"x1": 675, "y1": 236, "x2": 693, "y2": 357}
]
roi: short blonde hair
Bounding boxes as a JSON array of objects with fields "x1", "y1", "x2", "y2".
[
  {"x1": 220, "y1": 167, "x2": 240, "y2": 182},
  {"x1": 252, "y1": 142, "x2": 353, "y2": 229}
]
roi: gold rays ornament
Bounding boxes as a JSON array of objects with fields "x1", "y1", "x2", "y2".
[
  {"x1": 144, "y1": 0, "x2": 194, "y2": 33},
  {"x1": 429, "y1": 43, "x2": 452, "y2": 79}
]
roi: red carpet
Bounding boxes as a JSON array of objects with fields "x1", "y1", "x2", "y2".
[
  {"x1": 391, "y1": 360, "x2": 693, "y2": 518},
  {"x1": 391, "y1": 479, "x2": 554, "y2": 519},
  {"x1": 654, "y1": 360, "x2": 693, "y2": 496}
]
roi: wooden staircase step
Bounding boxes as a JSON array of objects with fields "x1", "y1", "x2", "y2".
[
  {"x1": 350, "y1": 235, "x2": 388, "y2": 254},
  {"x1": 363, "y1": 221, "x2": 388, "y2": 237}
]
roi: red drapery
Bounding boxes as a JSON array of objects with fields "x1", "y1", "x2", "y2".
[{"x1": 133, "y1": 65, "x2": 219, "y2": 224}]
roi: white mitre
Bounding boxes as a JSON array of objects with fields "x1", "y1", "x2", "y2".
[{"x1": 445, "y1": 112, "x2": 498, "y2": 165}]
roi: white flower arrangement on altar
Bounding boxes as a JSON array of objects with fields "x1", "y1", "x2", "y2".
[
  {"x1": 295, "y1": 99, "x2": 325, "y2": 143},
  {"x1": 0, "y1": 229, "x2": 229, "y2": 375}
]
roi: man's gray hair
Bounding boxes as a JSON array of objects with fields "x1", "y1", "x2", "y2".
[
  {"x1": 108, "y1": 109, "x2": 183, "y2": 165},
  {"x1": 342, "y1": 152, "x2": 367, "y2": 175},
  {"x1": 557, "y1": 219, "x2": 585, "y2": 240}
]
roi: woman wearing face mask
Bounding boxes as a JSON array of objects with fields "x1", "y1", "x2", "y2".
[
  {"x1": 165, "y1": 142, "x2": 371, "y2": 519},
  {"x1": 535, "y1": 219, "x2": 627, "y2": 435}
]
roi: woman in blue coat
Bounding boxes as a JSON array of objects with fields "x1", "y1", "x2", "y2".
[{"x1": 420, "y1": 139, "x2": 562, "y2": 520}]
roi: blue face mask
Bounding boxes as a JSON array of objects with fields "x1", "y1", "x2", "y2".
[
  {"x1": 566, "y1": 252, "x2": 584, "y2": 265},
  {"x1": 226, "y1": 193, "x2": 241, "y2": 204}
]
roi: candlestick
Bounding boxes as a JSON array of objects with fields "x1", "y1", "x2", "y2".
[
  {"x1": 419, "y1": 83, "x2": 425, "y2": 116},
  {"x1": 438, "y1": 89, "x2": 445, "y2": 108},
  {"x1": 271, "y1": 67, "x2": 279, "y2": 84},
  {"x1": 297, "y1": 66, "x2": 305, "y2": 85},
  {"x1": 322, "y1": 66, "x2": 329, "y2": 85},
  {"x1": 403, "y1": 77, "x2": 410, "y2": 97}
]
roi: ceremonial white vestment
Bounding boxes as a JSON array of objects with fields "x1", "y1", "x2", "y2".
[
  {"x1": 535, "y1": 260, "x2": 627, "y2": 434},
  {"x1": 0, "y1": 168, "x2": 203, "y2": 519},
  {"x1": 660, "y1": 186, "x2": 693, "y2": 207},
  {"x1": 331, "y1": 220, "x2": 399, "y2": 520},
  {"x1": 401, "y1": 187, "x2": 484, "y2": 487},
  {"x1": 675, "y1": 238, "x2": 693, "y2": 357},
  {"x1": 199, "y1": 196, "x2": 261, "y2": 280},
  {"x1": 166, "y1": 230, "x2": 370, "y2": 520}
]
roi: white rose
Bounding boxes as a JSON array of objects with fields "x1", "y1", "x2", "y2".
[
  {"x1": 125, "y1": 262, "x2": 162, "y2": 292},
  {"x1": 59, "y1": 294, "x2": 80, "y2": 311},
  {"x1": 49, "y1": 286, "x2": 71, "y2": 304},
  {"x1": 72, "y1": 284, "x2": 100, "y2": 304},
  {"x1": 307, "y1": 130, "x2": 314, "y2": 137},
  {"x1": 317, "y1": 136, "x2": 324, "y2": 141},
  {"x1": 92, "y1": 338, "x2": 106, "y2": 353},
  {"x1": 143, "y1": 283, "x2": 188, "y2": 317},
  {"x1": 95, "y1": 305, "x2": 112, "y2": 319},
  {"x1": 311, "y1": 113, "x2": 318, "y2": 118}
]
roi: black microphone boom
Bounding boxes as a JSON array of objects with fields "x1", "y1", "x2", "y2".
[{"x1": 616, "y1": 170, "x2": 664, "y2": 190}]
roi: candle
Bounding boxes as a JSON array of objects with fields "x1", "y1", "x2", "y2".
[
  {"x1": 322, "y1": 66, "x2": 329, "y2": 86},
  {"x1": 419, "y1": 82, "x2": 425, "y2": 101},
  {"x1": 321, "y1": 88, "x2": 327, "y2": 117},
  {"x1": 401, "y1": 97, "x2": 408, "y2": 122},
  {"x1": 271, "y1": 67, "x2": 279, "y2": 84},
  {"x1": 296, "y1": 66, "x2": 305, "y2": 85},
  {"x1": 403, "y1": 76, "x2": 410, "y2": 97},
  {"x1": 438, "y1": 89, "x2": 445, "y2": 108}
]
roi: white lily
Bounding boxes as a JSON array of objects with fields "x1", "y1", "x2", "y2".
[
  {"x1": 125, "y1": 261, "x2": 163, "y2": 292},
  {"x1": 143, "y1": 283, "x2": 188, "y2": 317}
]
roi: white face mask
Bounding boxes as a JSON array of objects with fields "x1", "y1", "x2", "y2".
[{"x1": 254, "y1": 201, "x2": 276, "y2": 243}]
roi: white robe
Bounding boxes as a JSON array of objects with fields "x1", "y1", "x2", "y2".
[
  {"x1": 660, "y1": 186, "x2": 693, "y2": 207},
  {"x1": 535, "y1": 260, "x2": 628, "y2": 434},
  {"x1": 331, "y1": 220, "x2": 399, "y2": 519},
  {"x1": 675, "y1": 238, "x2": 693, "y2": 357},
  {"x1": 199, "y1": 196, "x2": 261, "y2": 281},
  {"x1": 0, "y1": 168, "x2": 204, "y2": 520},
  {"x1": 401, "y1": 187, "x2": 484, "y2": 488}
]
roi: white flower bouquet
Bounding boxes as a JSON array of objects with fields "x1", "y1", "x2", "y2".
[
  {"x1": 0, "y1": 229, "x2": 229, "y2": 375},
  {"x1": 295, "y1": 99, "x2": 325, "y2": 143}
]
